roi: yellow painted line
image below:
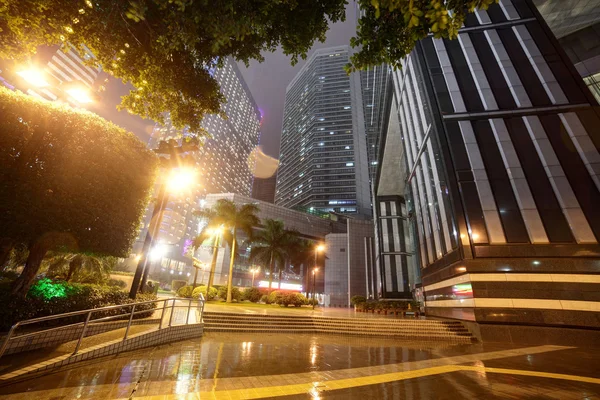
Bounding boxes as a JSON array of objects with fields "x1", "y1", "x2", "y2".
[
  {"x1": 132, "y1": 364, "x2": 600, "y2": 400},
  {"x1": 460, "y1": 365, "x2": 600, "y2": 385}
]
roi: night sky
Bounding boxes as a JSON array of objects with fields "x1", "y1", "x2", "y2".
[{"x1": 90, "y1": 2, "x2": 358, "y2": 159}]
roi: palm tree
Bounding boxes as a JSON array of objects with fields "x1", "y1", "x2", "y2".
[
  {"x1": 290, "y1": 240, "x2": 320, "y2": 295},
  {"x1": 278, "y1": 229, "x2": 301, "y2": 289},
  {"x1": 249, "y1": 219, "x2": 297, "y2": 293},
  {"x1": 194, "y1": 199, "x2": 259, "y2": 302},
  {"x1": 192, "y1": 206, "x2": 232, "y2": 296}
]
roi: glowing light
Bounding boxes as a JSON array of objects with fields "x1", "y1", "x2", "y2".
[
  {"x1": 29, "y1": 278, "x2": 70, "y2": 300},
  {"x1": 471, "y1": 233, "x2": 480, "y2": 240},
  {"x1": 457, "y1": 266, "x2": 467, "y2": 272},
  {"x1": 149, "y1": 244, "x2": 167, "y2": 261},
  {"x1": 207, "y1": 226, "x2": 224, "y2": 236},
  {"x1": 532, "y1": 260, "x2": 541, "y2": 265},
  {"x1": 316, "y1": 244, "x2": 325, "y2": 252},
  {"x1": 258, "y1": 281, "x2": 302, "y2": 291},
  {"x1": 134, "y1": 254, "x2": 142, "y2": 262},
  {"x1": 16, "y1": 69, "x2": 49, "y2": 87},
  {"x1": 166, "y1": 167, "x2": 197, "y2": 193},
  {"x1": 66, "y1": 87, "x2": 93, "y2": 103}
]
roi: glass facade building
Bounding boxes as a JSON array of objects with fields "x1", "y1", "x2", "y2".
[
  {"x1": 276, "y1": 46, "x2": 372, "y2": 216},
  {"x1": 135, "y1": 57, "x2": 261, "y2": 276},
  {"x1": 374, "y1": 0, "x2": 600, "y2": 342}
]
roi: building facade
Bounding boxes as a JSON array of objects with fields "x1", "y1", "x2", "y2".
[
  {"x1": 374, "y1": 0, "x2": 600, "y2": 344},
  {"x1": 276, "y1": 46, "x2": 372, "y2": 217},
  {"x1": 133, "y1": 58, "x2": 261, "y2": 278},
  {"x1": 533, "y1": 0, "x2": 600, "y2": 104},
  {"x1": 251, "y1": 174, "x2": 277, "y2": 203}
]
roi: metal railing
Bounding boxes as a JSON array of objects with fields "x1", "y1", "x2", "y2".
[{"x1": 0, "y1": 295, "x2": 205, "y2": 361}]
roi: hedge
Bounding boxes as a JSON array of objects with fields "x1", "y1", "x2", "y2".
[{"x1": 0, "y1": 279, "x2": 157, "y2": 331}]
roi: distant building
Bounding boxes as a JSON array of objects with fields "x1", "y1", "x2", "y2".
[
  {"x1": 198, "y1": 193, "x2": 375, "y2": 306},
  {"x1": 276, "y1": 46, "x2": 372, "y2": 217},
  {"x1": 133, "y1": 58, "x2": 261, "y2": 279},
  {"x1": 251, "y1": 174, "x2": 277, "y2": 203}
]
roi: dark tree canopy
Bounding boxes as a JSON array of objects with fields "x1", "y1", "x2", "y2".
[
  {"x1": 0, "y1": 86, "x2": 158, "y2": 257},
  {"x1": 0, "y1": 0, "x2": 347, "y2": 133},
  {"x1": 349, "y1": 0, "x2": 498, "y2": 71}
]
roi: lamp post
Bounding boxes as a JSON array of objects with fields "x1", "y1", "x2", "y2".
[
  {"x1": 312, "y1": 268, "x2": 319, "y2": 310},
  {"x1": 308, "y1": 244, "x2": 325, "y2": 298},
  {"x1": 129, "y1": 139, "x2": 199, "y2": 299}
]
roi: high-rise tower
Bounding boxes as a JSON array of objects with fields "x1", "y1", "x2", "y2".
[
  {"x1": 276, "y1": 46, "x2": 371, "y2": 216},
  {"x1": 135, "y1": 57, "x2": 261, "y2": 275},
  {"x1": 373, "y1": 0, "x2": 600, "y2": 344}
]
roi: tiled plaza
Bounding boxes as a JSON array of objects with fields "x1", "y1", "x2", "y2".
[{"x1": 0, "y1": 333, "x2": 598, "y2": 399}]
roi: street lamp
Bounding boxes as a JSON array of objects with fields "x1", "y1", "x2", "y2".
[
  {"x1": 16, "y1": 68, "x2": 50, "y2": 87},
  {"x1": 130, "y1": 160, "x2": 198, "y2": 298},
  {"x1": 308, "y1": 244, "x2": 325, "y2": 298},
  {"x1": 192, "y1": 258, "x2": 206, "y2": 289},
  {"x1": 312, "y1": 268, "x2": 319, "y2": 310}
]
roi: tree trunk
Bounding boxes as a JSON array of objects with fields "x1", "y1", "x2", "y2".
[
  {"x1": 11, "y1": 239, "x2": 50, "y2": 297},
  {"x1": 267, "y1": 253, "x2": 274, "y2": 293},
  {"x1": 66, "y1": 256, "x2": 82, "y2": 282},
  {"x1": 0, "y1": 238, "x2": 15, "y2": 272},
  {"x1": 226, "y1": 229, "x2": 236, "y2": 303},
  {"x1": 206, "y1": 244, "x2": 220, "y2": 295},
  {"x1": 278, "y1": 260, "x2": 287, "y2": 289}
]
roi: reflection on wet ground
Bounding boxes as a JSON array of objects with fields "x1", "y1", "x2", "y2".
[{"x1": 0, "y1": 333, "x2": 598, "y2": 399}]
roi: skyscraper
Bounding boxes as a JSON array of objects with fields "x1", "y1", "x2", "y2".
[
  {"x1": 360, "y1": 65, "x2": 393, "y2": 181},
  {"x1": 374, "y1": 0, "x2": 600, "y2": 343},
  {"x1": 134, "y1": 57, "x2": 261, "y2": 275},
  {"x1": 276, "y1": 46, "x2": 372, "y2": 216}
]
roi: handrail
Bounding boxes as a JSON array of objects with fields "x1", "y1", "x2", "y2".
[{"x1": 0, "y1": 295, "x2": 206, "y2": 361}]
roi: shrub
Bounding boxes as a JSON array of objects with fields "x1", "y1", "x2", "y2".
[
  {"x1": 268, "y1": 290, "x2": 284, "y2": 305},
  {"x1": 171, "y1": 280, "x2": 187, "y2": 292},
  {"x1": 0, "y1": 280, "x2": 158, "y2": 331},
  {"x1": 306, "y1": 298, "x2": 319, "y2": 306},
  {"x1": 291, "y1": 293, "x2": 308, "y2": 307},
  {"x1": 191, "y1": 285, "x2": 217, "y2": 300},
  {"x1": 243, "y1": 287, "x2": 264, "y2": 303},
  {"x1": 350, "y1": 295, "x2": 366, "y2": 306},
  {"x1": 217, "y1": 285, "x2": 242, "y2": 301},
  {"x1": 107, "y1": 278, "x2": 128, "y2": 289},
  {"x1": 260, "y1": 294, "x2": 271, "y2": 304},
  {"x1": 176, "y1": 285, "x2": 194, "y2": 298}
]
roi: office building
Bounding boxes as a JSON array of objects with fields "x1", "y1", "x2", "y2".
[
  {"x1": 374, "y1": 0, "x2": 600, "y2": 344},
  {"x1": 360, "y1": 65, "x2": 394, "y2": 181},
  {"x1": 276, "y1": 46, "x2": 372, "y2": 216},
  {"x1": 251, "y1": 174, "x2": 277, "y2": 203},
  {"x1": 533, "y1": 0, "x2": 600, "y2": 103},
  {"x1": 133, "y1": 58, "x2": 261, "y2": 277}
]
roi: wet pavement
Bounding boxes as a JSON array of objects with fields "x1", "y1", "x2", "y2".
[{"x1": 0, "y1": 333, "x2": 598, "y2": 399}]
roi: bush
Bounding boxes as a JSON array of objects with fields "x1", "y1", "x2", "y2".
[
  {"x1": 191, "y1": 285, "x2": 217, "y2": 300},
  {"x1": 171, "y1": 280, "x2": 187, "y2": 292},
  {"x1": 243, "y1": 287, "x2": 264, "y2": 303},
  {"x1": 260, "y1": 294, "x2": 271, "y2": 304},
  {"x1": 306, "y1": 298, "x2": 319, "y2": 307},
  {"x1": 217, "y1": 285, "x2": 242, "y2": 301},
  {"x1": 0, "y1": 279, "x2": 158, "y2": 331},
  {"x1": 268, "y1": 290, "x2": 284, "y2": 305},
  {"x1": 350, "y1": 295, "x2": 366, "y2": 306},
  {"x1": 107, "y1": 278, "x2": 128, "y2": 289},
  {"x1": 176, "y1": 285, "x2": 194, "y2": 298}
]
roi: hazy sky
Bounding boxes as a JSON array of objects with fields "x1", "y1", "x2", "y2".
[{"x1": 91, "y1": 2, "x2": 358, "y2": 159}]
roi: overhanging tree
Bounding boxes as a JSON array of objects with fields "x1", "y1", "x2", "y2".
[
  {"x1": 0, "y1": 87, "x2": 158, "y2": 296},
  {"x1": 0, "y1": 0, "x2": 492, "y2": 132},
  {"x1": 0, "y1": 0, "x2": 347, "y2": 133},
  {"x1": 348, "y1": 0, "x2": 498, "y2": 71}
]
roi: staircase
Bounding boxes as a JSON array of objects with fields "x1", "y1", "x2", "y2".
[{"x1": 202, "y1": 312, "x2": 474, "y2": 342}]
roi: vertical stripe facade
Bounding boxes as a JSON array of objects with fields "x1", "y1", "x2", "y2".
[{"x1": 375, "y1": 0, "x2": 600, "y2": 318}]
